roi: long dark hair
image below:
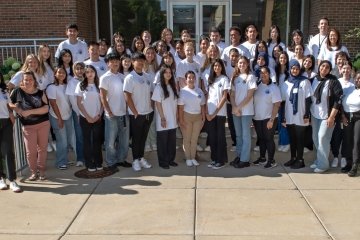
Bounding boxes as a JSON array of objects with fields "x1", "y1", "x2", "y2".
[
  {"x1": 58, "y1": 49, "x2": 74, "y2": 77},
  {"x1": 131, "y1": 36, "x2": 145, "y2": 53},
  {"x1": 53, "y1": 66, "x2": 68, "y2": 86},
  {"x1": 252, "y1": 40, "x2": 269, "y2": 70},
  {"x1": 275, "y1": 51, "x2": 289, "y2": 85},
  {"x1": 159, "y1": 66, "x2": 178, "y2": 99},
  {"x1": 267, "y1": 25, "x2": 282, "y2": 46},
  {"x1": 119, "y1": 54, "x2": 133, "y2": 74},
  {"x1": 80, "y1": 65, "x2": 99, "y2": 92},
  {"x1": 288, "y1": 29, "x2": 304, "y2": 52},
  {"x1": 208, "y1": 58, "x2": 227, "y2": 86}
]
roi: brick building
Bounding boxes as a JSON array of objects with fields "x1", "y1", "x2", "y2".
[{"x1": 0, "y1": 0, "x2": 359, "y2": 62}]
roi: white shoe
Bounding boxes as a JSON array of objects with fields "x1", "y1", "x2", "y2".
[
  {"x1": 76, "y1": 161, "x2": 84, "y2": 167},
  {"x1": 314, "y1": 168, "x2": 327, "y2": 173},
  {"x1": 132, "y1": 159, "x2": 142, "y2": 171},
  {"x1": 277, "y1": 145, "x2": 284, "y2": 151},
  {"x1": 204, "y1": 146, "x2": 211, "y2": 152},
  {"x1": 87, "y1": 168, "x2": 96, "y2": 172},
  {"x1": 230, "y1": 146, "x2": 236, "y2": 152},
  {"x1": 47, "y1": 143, "x2": 53, "y2": 152},
  {"x1": 144, "y1": 145, "x2": 152, "y2": 152},
  {"x1": 0, "y1": 178, "x2": 7, "y2": 190},
  {"x1": 281, "y1": 145, "x2": 290, "y2": 152},
  {"x1": 51, "y1": 141, "x2": 57, "y2": 151},
  {"x1": 304, "y1": 147, "x2": 310, "y2": 153},
  {"x1": 140, "y1": 158, "x2": 152, "y2": 169},
  {"x1": 186, "y1": 159, "x2": 193, "y2": 167},
  {"x1": 151, "y1": 144, "x2": 157, "y2": 151},
  {"x1": 253, "y1": 146, "x2": 260, "y2": 152},
  {"x1": 199, "y1": 132, "x2": 207, "y2": 138},
  {"x1": 196, "y1": 144, "x2": 203, "y2": 151},
  {"x1": 9, "y1": 181, "x2": 21, "y2": 193},
  {"x1": 310, "y1": 163, "x2": 317, "y2": 169},
  {"x1": 191, "y1": 159, "x2": 200, "y2": 166},
  {"x1": 331, "y1": 157, "x2": 339, "y2": 168},
  {"x1": 340, "y1": 157, "x2": 347, "y2": 168}
]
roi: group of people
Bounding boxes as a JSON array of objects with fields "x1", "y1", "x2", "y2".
[{"x1": 1, "y1": 18, "x2": 359, "y2": 193}]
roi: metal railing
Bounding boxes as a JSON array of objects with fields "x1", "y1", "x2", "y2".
[{"x1": 0, "y1": 38, "x2": 65, "y2": 64}]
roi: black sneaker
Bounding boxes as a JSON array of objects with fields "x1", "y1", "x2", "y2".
[
  {"x1": 207, "y1": 161, "x2": 215, "y2": 168},
  {"x1": 117, "y1": 161, "x2": 132, "y2": 168},
  {"x1": 290, "y1": 159, "x2": 305, "y2": 169},
  {"x1": 212, "y1": 162, "x2": 225, "y2": 170},
  {"x1": 341, "y1": 164, "x2": 352, "y2": 173},
  {"x1": 348, "y1": 164, "x2": 358, "y2": 177},
  {"x1": 234, "y1": 161, "x2": 250, "y2": 168},
  {"x1": 230, "y1": 157, "x2": 240, "y2": 166},
  {"x1": 253, "y1": 157, "x2": 266, "y2": 165},
  {"x1": 104, "y1": 165, "x2": 119, "y2": 173},
  {"x1": 284, "y1": 158, "x2": 297, "y2": 167},
  {"x1": 264, "y1": 160, "x2": 277, "y2": 169},
  {"x1": 169, "y1": 162, "x2": 178, "y2": 167}
]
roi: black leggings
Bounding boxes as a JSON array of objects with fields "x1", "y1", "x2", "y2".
[
  {"x1": 253, "y1": 118, "x2": 277, "y2": 161},
  {"x1": 0, "y1": 119, "x2": 16, "y2": 181},
  {"x1": 287, "y1": 124, "x2": 306, "y2": 160}
]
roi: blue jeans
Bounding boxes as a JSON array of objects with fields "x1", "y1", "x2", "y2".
[
  {"x1": 104, "y1": 115, "x2": 129, "y2": 167},
  {"x1": 49, "y1": 114, "x2": 76, "y2": 167},
  {"x1": 72, "y1": 110, "x2": 84, "y2": 162},
  {"x1": 233, "y1": 115, "x2": 253, "y2": 162},
  {"x1": 311, "y1": 116, "x2": 335, "y2": 170}
]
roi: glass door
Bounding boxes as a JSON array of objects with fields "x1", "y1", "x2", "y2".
[{"x1": 169, "y1": 2, "x2": 199, "y2": 41}]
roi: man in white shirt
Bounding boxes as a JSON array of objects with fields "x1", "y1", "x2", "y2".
[
  {"x1": 210, "y1": 27, "x2": 226, "y2": 55},
  {"x1": 221, "y1": 26, "x2": 251, "y2": 66},
  {"x1": 308, "y1": 17, "x2": 329, "y2": 62},
  {"x1": 55, "y1": 23, "x2": 89, "y2": 63},
  {"x1": 84, "y1": 41, "x2": 108, "y2": 77},
  {"x1": 241, "y1": 24, "x2": 259, "y2": 61}
]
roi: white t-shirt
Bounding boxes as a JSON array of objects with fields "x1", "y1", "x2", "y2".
[
  {"x1": 267, "y1": 42, "x2": 286, "y2": 58},
  {"x1": 0, "y1": 91, "x2": 10, "y2": 119},
  {"x1": 99, "y1": 71, "x2": 126, "y2": 117},
  {"x1": 10, "y1": 71, "x2": 50, "y2": 90},
  {"x1": 151, "y1": 84, "x2": 178, "y2": 131},
  {"x1": 308, "y1": 34, "x2": 327, "y2": 60},
  {"x1": 231, "y1": 73, "x2": 257, "y2": 116},
  {"x1": 65, "y1": 77, "x2": 82, "y2": 115},
  {"x1": 207, "y1": 75, "x2": 230, "y2": 116},
  {"x1": 287, "y1": 46, "x2": 310, "y2": 61},
  {"x1": 176, "y1": 59, "x2": 201, "y2": 88},
  {"x1": 211, "y1": 41, "x2": 226, "y2": 55},
  {"x1": 201, "y1": 66, "x2": 211, "y2": 93},
  {"x1": 123, "y1": 70, "x2": 153, "y2": 115},
  {"x1": 75, "y1": 83, "x2": 102, "y2": 118},
  {"x1": 44, "y1": 62, "x2": 55, "y2": 84},
  {"x1": 221, "y1": 44, "x2": 251, "y2": 66},
  {"x1": 194, "y1": 52, "x2": 206, "y2": 68},
  {"x1": 253, "y1": 82, "x2": 281, "y2": 120},
  {"x1": 225, "y1": 64, "x2": 235, "y2": 80},
  {"x1": 281, "y1": 79, "x2": 312, "y2": 126},
  {"x1": 55, "y1": 39, "x2": 89, "y2": 63},
  {"x1": 339, "y1": 78, "x2": 355, "y2": 113},
  {"x1": 310, "y1": 79, "x2": 329, "y2": 119},
  {"x1": 241, "y1": 41, "x2": 258, "y2": 60},
  {"x1": 318, "y1": 45, "x2": 349, "y2": 69},
  {"x1": 178, "y1": 86, "x2": 205, "y2": 114},
  {"x1": 83, "y1": 59, "x2": 108, "y2": 77},
  {"x1": 342, "y1": 87, "x2": 360, "y2": 113},
  {"x1": 46, "y1": 84, "x2": 72, "y2": 120}
]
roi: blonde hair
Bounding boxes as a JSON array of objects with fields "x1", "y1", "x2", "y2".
[
  {"x1": 37, "y1": 44, "x2": 54, "y2": 76},
  {"x1": 201, "y1": 44, "x2": 220, "y2": 72},
  {"x1": 143, "y1": 46, "x2": 159, "y2": 73},
  {"x1": 21, "y1": 54, "x2": 40, "y2": 74}
]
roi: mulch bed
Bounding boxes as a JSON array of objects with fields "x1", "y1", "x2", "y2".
[{"x1": 74, "y1": 168, "x2": 117, "y2": 179}]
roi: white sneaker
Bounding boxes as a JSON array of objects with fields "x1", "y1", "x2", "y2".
[
  {"x1": 196, "y1": 144, "x2": 203, "y2": 151},
  {"x1": 230, "y1": 146, "x2": 236, "y2": 152},
  {"x1": 303, "y1": 147, "x2": 310, "y2": 153},
  {"x1": 140, "y1": 158, "x2": 152, "y2": 169},
  {"x1": 281, "y1": 145, "x2": 290, "y2": 152},
  {"x1": 87, "y1": 168, "x2": 96, "y2": 172},
  {"x1": 204, "y1": 146, "x2": 211, "y2": 152},
  {"x1": 253, "y1": 146, "x2": 260, "y2": 152},
  {"x1": 186, "y1": 159, "x2": 193, "y2": 167},
  {"x1": 144, "y1": 145, "x2": 152, "y2": 152},
  {"x1": 191, "y1": 159, "x2": 200, "y2": 166},
  {"x1": 314, "y1": 168, "x2": 327, "y2": 173},
  {"x1": 9, "y1": 181, "x2": 21, "y2": 193},
  {"x1": 340, "y1": 157, "x2": 347, "y2": 168},
  {"x1": 0, "y1": 178, "x2": 7, "y2": 190},
  {"x1": 310, "y1": 163, "x2": 317, "y2": 169},
  {"x1": 151, "y1": 144, "x2": 157, "y2": 151},
  {"x1": 51, "y1": 141, "x2": 57, "y2": 151},
  {"x1": 132, "y1": 159, "x2": 142, "y2": 171},
  {"x1": 76, "y1": 161, "x2": 84, "y2": 167},
  {"x1": 277, "y1": 145, "x2": 284, "y2": 151},
  {"x1": 47, "y1": 143, "x2": 53, "y2": 152},
  {"x1": 331, "y1": 157, "x2": 339, "y2": 168},
  {"x1": 199, "y1": 132, "x2": 207, "y2": 138}
]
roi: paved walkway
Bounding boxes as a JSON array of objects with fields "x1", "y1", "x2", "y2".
[{"x1": 0, "y1": 137, "x2": 359, "y2": 240}]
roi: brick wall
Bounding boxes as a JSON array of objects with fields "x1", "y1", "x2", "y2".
[
  {"x1": 308, "y1": 0, "x2": 360, "y2": 58},
  {"x1": 0, "y1": 0, "x2": 96, "y2": 41}
]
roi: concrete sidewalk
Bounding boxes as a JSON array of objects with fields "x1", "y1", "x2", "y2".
[{"x1": 0, "y1": 141, "x2": 359, "y2": 240}]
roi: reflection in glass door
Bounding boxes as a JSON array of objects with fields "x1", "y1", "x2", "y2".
[{"x1": 170, "y1": 3, "x2": 198, "y2": 41}]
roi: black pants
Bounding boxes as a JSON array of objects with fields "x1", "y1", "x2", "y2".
[
  {"x1": 0, "y1": 119, "x2": 16, "y2": 181},
  {"x1": 330, "y1": 119, "x2": 344, "y2": 157},
  {"x1": 129, "y1": 112, "x2": 153, "y2": 160},
  {"x1": 343, "y1": 113, "x2": 360, "y2": 165},
  {"x1": 287, "y1": 124, "x2": 306, "y2": 160},
  {"x1": 207, "y1": 116, "x2": 227, "y2": 164},
  {"x1": 156, "y1": 128, "x2": 176, "y2": 167},
  {"x1": 226, "y1": 103, "x2": 236, "y2": 146},
  {"x1": 80, "y1": 116, "x2": 103, "y2": 169},
  {"x1": 253, "y1": 118, "x2": 277, "y2": 161}
]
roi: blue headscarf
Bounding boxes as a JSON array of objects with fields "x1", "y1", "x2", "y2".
[
  {"x1": 288, "y1": 59, "x2": 307, "y2": 115},
  {"x1": 254, "y1": 52, "x2": 269, "y2": 78}
]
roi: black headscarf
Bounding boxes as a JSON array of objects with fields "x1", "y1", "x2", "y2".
[
  {"x1": 288, "y1": 59, "x2": 307, "y2": 114},
  {"x1": 314, "y1": 60, "x2": 335, "y2": 104}
]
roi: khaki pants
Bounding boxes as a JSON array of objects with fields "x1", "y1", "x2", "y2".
[{"x1": 182, "y1": 112, "x2": 203, "y2": 160}]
